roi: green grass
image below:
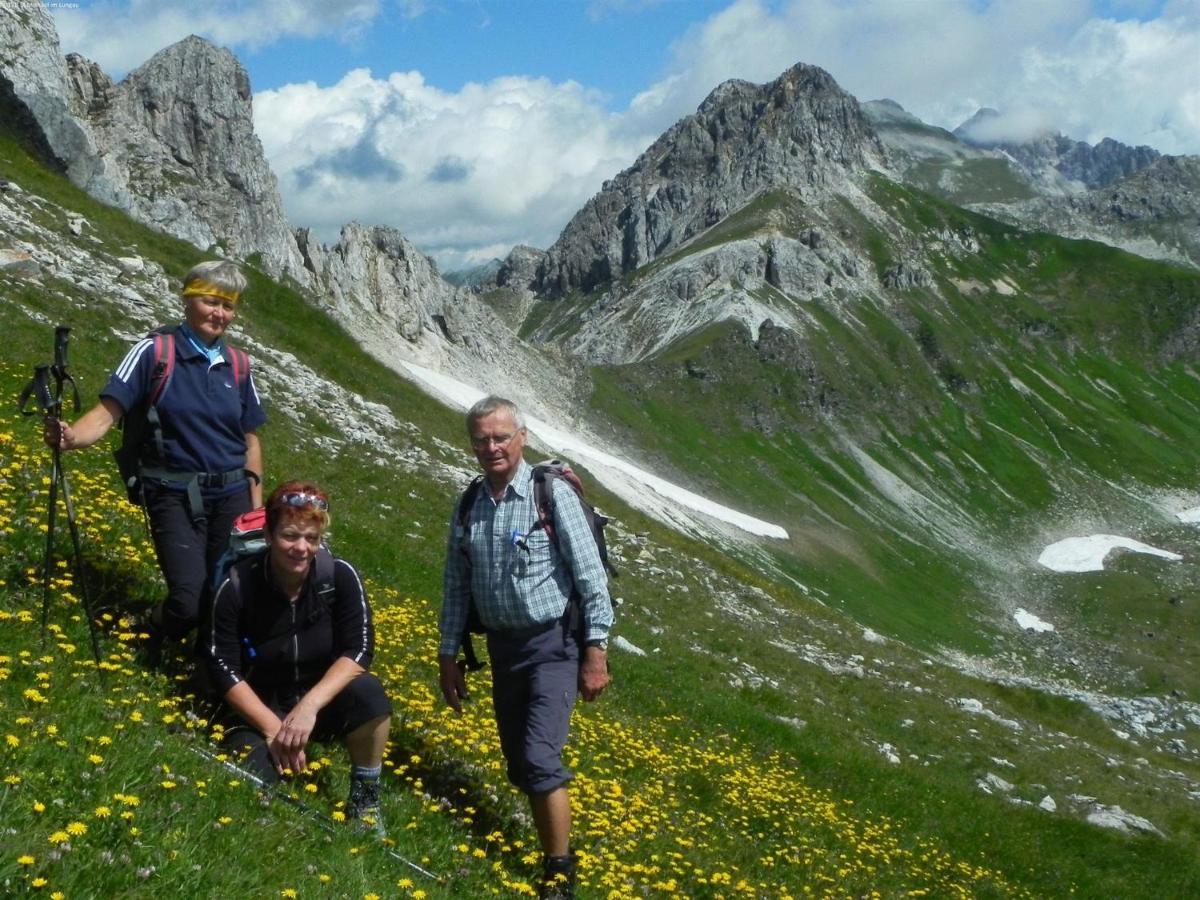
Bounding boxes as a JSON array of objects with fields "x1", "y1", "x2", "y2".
[{"x1": 4, "y1": 112, "x2": 1200, "y2": 898}]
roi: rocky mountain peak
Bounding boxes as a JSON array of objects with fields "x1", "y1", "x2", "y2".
[
  {"x1": 952, "y1": 107, "x2": 1006, "y2": 142},
  {"x1": 1, "y1": 16, "x2": 305, "y2": 282},
  {"x1": 67, "y1": 34, "x2": 305, "y2": 280},
  {"x1": 523, "y1": 61, "x2": 887, "y2": 296}
]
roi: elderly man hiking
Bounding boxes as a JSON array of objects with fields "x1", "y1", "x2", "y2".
[{"x1": 439, "y1": 395, "x2": 614, "y2": 899}]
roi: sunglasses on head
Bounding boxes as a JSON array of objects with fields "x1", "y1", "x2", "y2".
[{"x1": 280, "y1": 491, "x2": 328, "y2": 511}]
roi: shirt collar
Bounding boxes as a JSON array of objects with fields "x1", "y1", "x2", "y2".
[
  {"x1": 178, "y1": 323, "x2": 225, "y2": 365},
  {"x1": 495, "y1": 458, "x2": 533, "y2": 500}
]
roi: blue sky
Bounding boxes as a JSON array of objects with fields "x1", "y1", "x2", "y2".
[{"x1": 50, "y1": 0, "x2": 1200, "y2": 271}]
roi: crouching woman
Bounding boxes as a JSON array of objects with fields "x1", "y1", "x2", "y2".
[{"x1": 204, "y1": 480, "x2": 392, "y2": 833}]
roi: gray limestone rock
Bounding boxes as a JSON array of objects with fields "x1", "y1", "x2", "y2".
[
  {"x1": 976, "y1": 154, "x2": 1200, "y2": 270},
  {"x1": 531, "y1": 63, "x2": 888, "y2": 297},
  {"x1": 0, "y1": 5, "x2": 110, "y2": 198},
  {"x1": 298, "y1": 222, "x2": 463, "y2": 344},
  {"x1": 955, "y1": 108, "x2": 1161, "y2": 190},
  {"x1": 66, "y1": 37, "x2": 305, "y2": 281},
  {"x1": 1, "y1": 16, "x2": 304, "y2": 281}
]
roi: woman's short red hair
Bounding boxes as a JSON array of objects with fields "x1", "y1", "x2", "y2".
[{"x1": 265, "y1": 480, "x2": 331, "y2": 534}]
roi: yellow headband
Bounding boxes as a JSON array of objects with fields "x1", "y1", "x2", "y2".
[{"x1": 182, "y1": 279, "x2": 240, "y2": 304}]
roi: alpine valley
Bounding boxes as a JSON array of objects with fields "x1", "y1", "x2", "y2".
[{"x1": 2, "y1": 5, "x2": 1200, "y2": 897}]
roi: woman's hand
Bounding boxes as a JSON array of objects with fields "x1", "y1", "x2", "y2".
[
  {"x1": 42, "y1": 399, "x2": 121, "y2": 451},
  {"x1": 42, "y1": 418, "x2": 72, "y2": 450},
  {"x1": 268, "y1": 704, "x2": 317, "y2": 775}
]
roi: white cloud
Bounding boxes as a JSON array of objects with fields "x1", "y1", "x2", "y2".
[
  {"x1": 957, "y1": 108, "x2": 1058, "y2": 145},
  {"x1": 255, "y1": 69, "x2": 657, "y2": 270},
  {"x1": 53, "y1": 0, "x2": 380, "y2": 75},
  {"x1": 633, "y1": 0, "x2": 1200, "y2": 154}
]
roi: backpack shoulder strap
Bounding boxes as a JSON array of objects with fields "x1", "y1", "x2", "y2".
[
  {"x1": 456, "y1": 475, "x2": 486, "y2": 546},
  {"x1": 147, "y1": 331, "x2": 175, "y2": 406},
  {"x1": 458, "y1": 476, "x2": 485, "y2": 525},
  {"x1": 312, "y1": 546, "x2": 337, "y2": 611},
  {"x1": 530, "y1": 463, "x2": 565, "y2": 543},
  {"x1": 224, "y1": 344, "x2": 250, "y2": 387},
  {"x1": 142, "y1": 331, "x2": 176, "y2": 462}
]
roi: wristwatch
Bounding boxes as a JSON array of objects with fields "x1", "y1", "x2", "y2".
[{"x1": 585, "y1": 638, "x2": 609, "y2": 651}]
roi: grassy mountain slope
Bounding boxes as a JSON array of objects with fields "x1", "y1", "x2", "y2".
[
  {"x1": 586, "y1": 176, "x2": 1200, "y2": 675},
  {"x1": 3, "y1": 121, "x2": 1200, "y2": 900}
]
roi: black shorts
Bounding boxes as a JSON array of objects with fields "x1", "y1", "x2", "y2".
[{"x1": 219, "y1": 673, "x2": 391, "y2": 781}]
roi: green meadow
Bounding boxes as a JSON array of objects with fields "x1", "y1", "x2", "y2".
[{"x1": 3, "y1": 119, "x2": 1200, "y2": 899}]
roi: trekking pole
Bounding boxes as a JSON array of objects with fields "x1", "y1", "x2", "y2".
[
  {"x1": 19, "y1": 328, "x2": 103, "y2": 670},
  {"x1": 188, "y1": 745, "x2": 441, "y2": 882}
]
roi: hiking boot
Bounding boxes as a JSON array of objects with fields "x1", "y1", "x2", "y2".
[
  {"x1": 538, "y1": 852, "x2": 577, "y2": 899},
  {"x1": 345, "y1": 777, "x2": 386, "y2": 837}
]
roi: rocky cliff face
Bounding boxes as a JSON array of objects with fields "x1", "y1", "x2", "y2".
[
  {"x1": 65, "y1": 37, "x2": 305, "y2": 281},
  {"x1": 298, "y1": 223, "x2": 468, "y2": 346},
  {"x1": 296, "y1": 224, "x2": 583, "y2": 408},
  {"x1": 0, "y1": 5, "x2": 114, "y2": 202},
  {"x1": 529, "y1": 63, "x2": 888, "y2": 297},
  {"x1": 483, "y1": 64, "x2": 913, "y2": 364},
  {"x1": 1, "y1": 12, "x2": 304, "y2": 281}
]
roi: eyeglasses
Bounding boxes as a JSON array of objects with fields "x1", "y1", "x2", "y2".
[
  {"x1": 470, "y1": 432, "x2": 520, "y2": 449},
  {"x1": 279, "y1": 491, "x2": 328, "y2": 510}
]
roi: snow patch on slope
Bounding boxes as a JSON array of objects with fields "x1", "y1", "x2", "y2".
[
  {"x1": 397, "y1": 361, "x2": 789, "y2": 539},
  {"x1": 1037, "y1": 535, "x2": 1182, "y2": 572}
]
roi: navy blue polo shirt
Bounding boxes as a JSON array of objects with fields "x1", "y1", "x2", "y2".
[{"x1": 101, "y1": 324, "x2": 267, "y2": 494}]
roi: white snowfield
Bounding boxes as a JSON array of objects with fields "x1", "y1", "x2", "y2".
[
  {"x1": 1177, "y1": 507, "x2": 1200, "y2": 524},
  {"x1": 399, "y1": 361, "x2": 790, "y2": 540},
  {"x1": 1037, "y1": 535, "x2": 1182, "y2": 573},
  {"x1": 1013, "y1": 608, "x2": 1055, "y2": 633}
]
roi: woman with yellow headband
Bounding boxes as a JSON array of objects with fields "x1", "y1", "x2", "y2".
[{"x1": 44, "y1": 260, "x2": 266, "y2": 664}]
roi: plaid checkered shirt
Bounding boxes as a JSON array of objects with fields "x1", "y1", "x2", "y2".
[{"x1": 439, "y1": 459, "x2": 614, "y2": 656}]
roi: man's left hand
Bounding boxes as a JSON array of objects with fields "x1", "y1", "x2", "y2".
[{"x1": 579, "y1": 645, "x2": 610, "y2": 701}]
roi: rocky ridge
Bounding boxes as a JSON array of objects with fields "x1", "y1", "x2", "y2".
[
  {"x1": 0, "y1": 4, "x2": 111, "y2": 201},
  {"x1": 2, "y1": 9, "x2": 304, "y2": 281},
  {"x1": 524, "y1": 63, "x2": 889, "y2": 298},
  {"x1": 489, "y1": 65, "x2": 908, "y2": 364},
  {"x1": 954, "y1": 107, "x2": 1162, "y2": 191},
  {"x1": 974, "y1": 154, "x2": 1200, "y2": 269},
  {"x1": 867, "y1": 99, "x2": 1200, "y2": 269},
  {"x1": 295, "y1": 223, "x2": 587, "y2": 423}
]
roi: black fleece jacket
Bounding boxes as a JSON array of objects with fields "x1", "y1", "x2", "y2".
[{"x1": 204, "y1": 549, "x2": 374, "y2": 696}]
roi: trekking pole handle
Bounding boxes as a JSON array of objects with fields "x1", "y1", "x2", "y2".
[{"x1": 54, "y1": 325, "x2": 71, "y2": 371}]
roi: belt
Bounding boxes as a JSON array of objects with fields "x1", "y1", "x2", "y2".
[
  {"x1": 197, "y1": 469, "x2": 249, "y2": 488},
  {"x1": 141, "y1": 466, "x2": 250, "y2": 522},
  {"x1": 141, "y1": 466, "x2": 248, "y2": 487}
]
